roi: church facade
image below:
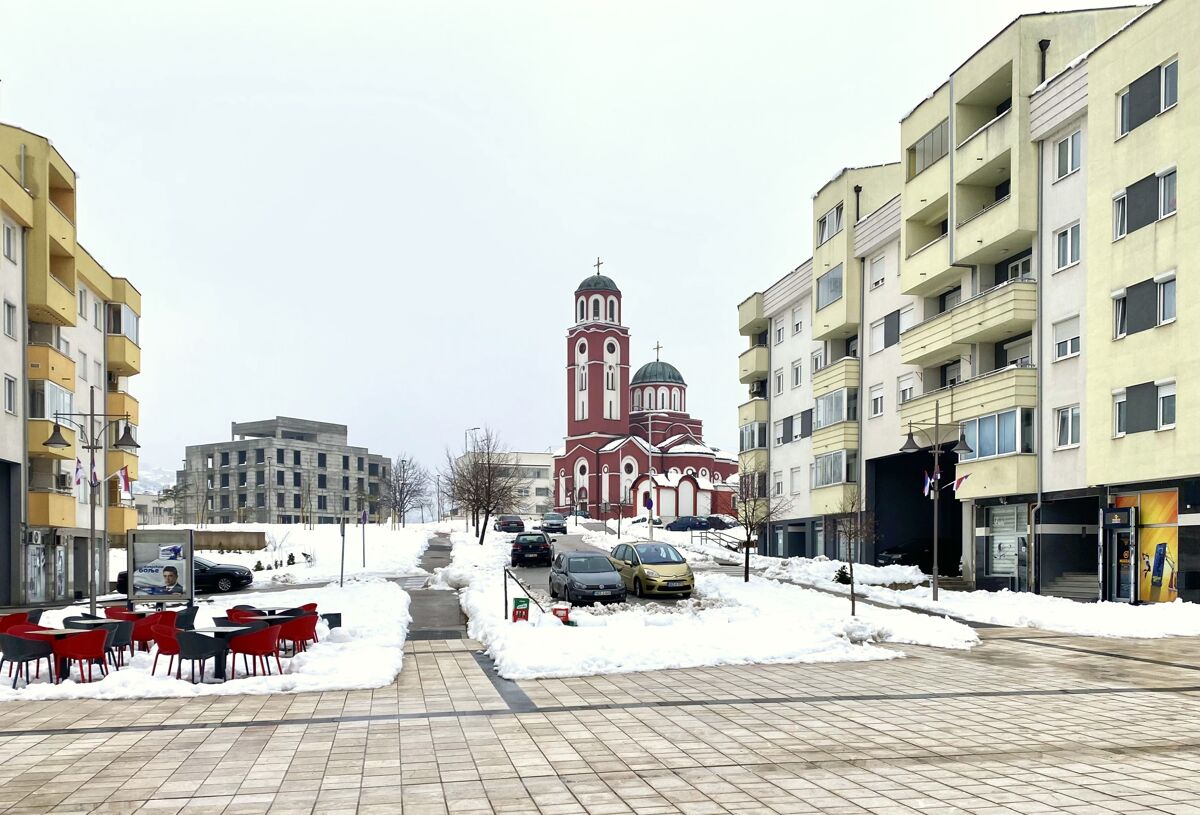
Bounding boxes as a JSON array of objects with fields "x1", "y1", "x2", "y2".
[{"x1": 553, "y1": 270, "x2": 738, "y2": 521}]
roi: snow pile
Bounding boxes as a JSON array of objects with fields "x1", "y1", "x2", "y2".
[
  {"x1": 759, "y1": 556, "x2": 925, "y2": 587},
  {"x1": 439, "y1": 536, "x2": 977, "y2": 679},
  {"x1": 856, "y1": 584, "x2": 1200, "y2": 639},
  {"x1": 120, "y1": 522, "x2": 435, "y2": 586},
  {"x1": 2, "y1": 578, "x2": 411, "y2": 700}
]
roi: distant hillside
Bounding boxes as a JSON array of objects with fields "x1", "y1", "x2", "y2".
[{"x1": 134, "y1": 466, "x2": 176, "y2": 495}]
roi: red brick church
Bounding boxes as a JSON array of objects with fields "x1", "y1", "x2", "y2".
[{"x1": 553, "y1": 267, "x2": 737, "y2": 521}]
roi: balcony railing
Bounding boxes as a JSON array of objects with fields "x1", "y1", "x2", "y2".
[
  {"x1": 956, "y1": 106, "x2": 1011, "y2": 151},
  {"x1": 913, "y1": 360, "x2": 1034, "y2": 403},
  {"x1": 903, "y1": 275, "x2": 1035, "y2": 334},
  {"x1": 957, "y1": 193, "x2": 1010, "y2": 229},
  {"x1": 906, "y1": 232, "x2": 947, "y2": 260}
]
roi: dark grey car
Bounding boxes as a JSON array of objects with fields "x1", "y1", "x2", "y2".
[{"x1": 548, "y1": 551, "x2": 627, "y2": 605}]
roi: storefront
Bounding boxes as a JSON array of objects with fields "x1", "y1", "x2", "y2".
[
  {"x1": 972, "y1": 502, "x2": 1031, "y2": 591},
  {"x1": 1105, "y1": 489, "x2": 1180, "y2": 603}
]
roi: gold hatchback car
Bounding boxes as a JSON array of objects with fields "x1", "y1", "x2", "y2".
[{"x1": 609, "y1": 542, "x2": 694, "y2": 599}]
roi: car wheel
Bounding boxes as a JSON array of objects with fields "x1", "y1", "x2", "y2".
[
  {"x1": 681, "y1": 592, "x2": 692, "y2": 600},
  {"x1": 634, "y1": 578, "x2": 644, "y2": 598},
  {"x1": 216, "y1": 577, "x2": 234, "y2": 592},
  {"x1": 565, "y1": 586, "x2": 575, "y2": 605},
  {"x1": 548, "y1": 580, "x2": 556, "y2": 599}
]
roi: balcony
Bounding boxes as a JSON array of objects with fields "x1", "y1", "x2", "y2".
[
  {"x1": 108, "y1": 504, "x2": 138, "y2": 535},
  {"x1": 111, "y1": 278, "x2": 142, "y2": 315},
  {"x1": 900, "y1": 364, "x2": 1037, "y2": 428},
  {"x1": 106, "y1": 391, "x2": 139, "y2": 425},
  {"x1": 739, "y1": 449, "x2": 767, "y2": 473},
  {"x1": 738, "y1": 345, "x2": 768, "y2": 384},
  {"x1": 28, "y1": 490, "x2": 74, "y2": 528},
  {"x1": 811, "y1": 483, "x2": 855, "y2": 516},
  {"x1": 107, "y1": 449, "x2": 139, "y2": 482},
  {"x1": 812, "y1": 357, "x2": 859, "y2": 398},
  {"x1": 0, "y1": 167, "x2": 32, "y2": 226},
  {"x1": 901, "y1": 234, "x2": 955, "y2": 296},
  {"x1": 900, "y1": 278, "x2": 1035, "y2": 367},
  {"x1": 738, "y1": 398, "x2": 768, "y2": 426},
  {"x1": 46, "y1": 201, "x2": 75, "y2": 258},
  {"x1": 738, "y1": 293, "x2": 767, "y2": 337},
  {"x1": 27, "y1": 268, "x2": 75, "y2": 326},
  {"x1": 27, "y1": 419, "x2": 75, "y2": 461},
  {"x1": 955, "y1": 107, "x2": 1014, "y2": 182},
  {"x1": 107, "y1": 334, "x2": 141, "y2": 377},
  {"x1": 954, "y1": 454, "x2": 1035, "y2": 500},
  {"x1": 27, "y1": 343, "x2": 75, "y2": 389},
  {"x1": 811, "y1": 422, "x2": 859, "y2": 457}
]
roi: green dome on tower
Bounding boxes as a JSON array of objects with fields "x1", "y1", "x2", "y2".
[{"x1": 631, "y1": 360, "x2": 685, "y2": 386}]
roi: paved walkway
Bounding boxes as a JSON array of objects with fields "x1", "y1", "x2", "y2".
[
  {"x1": 402, "y1": 535, "x2": 466, "y2": 642},
  {"x1": 3, "y1": 588, "x2": 1200, "y2": 812}
]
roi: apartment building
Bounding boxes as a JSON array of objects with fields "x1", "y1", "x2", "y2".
[
  {"x1": 449, "y1": 451, "x2": 554, "y2": 519},
  {"x1": 174, "y1": 417, "x2": 390, "y2": 525},
  {"x1": 0, "y1": 123, "x2": 143, "y2": 606},
  {"x1": 738, "y1": 3, "x2": 1200, "y2": 604}
]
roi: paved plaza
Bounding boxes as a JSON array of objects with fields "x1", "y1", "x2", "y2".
[{"x1": 0, "y1": 626, "x2": 1198, "y2": 814}]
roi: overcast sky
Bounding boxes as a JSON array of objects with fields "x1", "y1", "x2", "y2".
[{"x1": 0, "y1": 0, "x2": 1135, "y2": 484}]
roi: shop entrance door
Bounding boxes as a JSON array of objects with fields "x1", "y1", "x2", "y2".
[{"x1": 1109, "y1": 529, "x2": 1136, "y2": 602}]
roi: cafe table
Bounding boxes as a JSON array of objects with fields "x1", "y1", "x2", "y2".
[
  {"x1": 24, "y1": 628, "x2": 91, "y2": 679},
  {"x1": 191, "y1": 626, "x2": 250, "y2": 680}
]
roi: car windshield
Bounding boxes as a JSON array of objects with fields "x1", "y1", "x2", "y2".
[
  {"x1": 543, "y1": 513, "x2": 564, "y2": 520},
  {"x1": 515, "y1": 534, "x2": 544, "y2": 544},
  {"x1": 194, "y1": 557, "x2": 214, "y2": 569},
  {"x1": 500, "y1": 516, "x2": 519, "y2": 521},
  {"x1": 634, "y1": 544, "x2": 685, "y2": 565},
  {"x1": 568, "y1": 556, "x2": 612, "y2": 573}
]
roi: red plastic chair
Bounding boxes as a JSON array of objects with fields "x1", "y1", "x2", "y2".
[
  {"x1": 227, "y1": 609, "x2": 264, "y2": 624},
  {"x1": 7, "y1": 624, "x2": 50, "y2": 638},
  {"x1": 104, "y1": 607, "x2": 137, "y2": 621},
  {"x1": 278, "y1": 614, "x2": 318, "y2": 655},
  {"x1": 299, "y1": 604, "x2": 319, "y2": 641},
  {"x1": 131, "y1": 612, "x2": 165, "y2": 652},
  {"x1": 228, "y1": 625, "x2": 282, "y2": 678},
  {"x1": 150, "y1": 624, "x2": 181, "y2": 677},
  {"x1": 51, "y1": 629, "x2": 108, "y2": 683},
  {"x1": 0, "y1": 612, "x2": 28, "y2": 633}
]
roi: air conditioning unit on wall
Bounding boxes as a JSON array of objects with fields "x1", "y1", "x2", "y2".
[{"x1": 26, "y1": 530, "x2": 42, "y2": 547}]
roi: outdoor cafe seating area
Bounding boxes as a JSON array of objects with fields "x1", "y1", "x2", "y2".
[{"x1": 0, "y1": 602, "x2": 323, "y2": 688}]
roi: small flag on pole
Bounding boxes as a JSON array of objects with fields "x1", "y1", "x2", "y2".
[
  {"x1": 360, "y1": 509, "x2": 368, "y2": 525},
  {"x1": 117, "y1": 465, "x2": 131, "y2": 496},
  {"x1": 74, "y1": 458, "x2": 84, "y2": 486},
  {"x1": 922, "y1": 471, "x2": 932, "y2": 497},
  {"x1": 951, "y1": 473, "x2": 971, "y2": 492},
  {"x1": 89, "y1": 458, "x2": 99, "y2": 488}
]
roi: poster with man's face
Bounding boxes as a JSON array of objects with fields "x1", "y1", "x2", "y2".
[{"x1": 128, "y1": 530, "x2": 194, "y2": 602}]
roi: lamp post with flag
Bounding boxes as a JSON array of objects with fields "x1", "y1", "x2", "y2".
[
  {"x1": 899, "y1": 399, "x2": 973, "y2": 602},
  {"x1": 41, "y1": 385, "x2": 140, "y2": 616}
]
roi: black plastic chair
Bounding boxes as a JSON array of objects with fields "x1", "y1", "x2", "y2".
[
  {"x1": 0, "y1": 633, "x2": 53, "y2": 688},
  {"x1": 107, "y1": 621, "x2": 134, "y2": 667},
  {"x1": 62, "y1": 617, "x2": 91, "y2": 629},
  {"x1": 26, "y1": 609, "x2": 44, "y2": 624},
  {"x1": 212, "y1": 616, "x2": 231, "y2": 627},
  {"x1": 175, "y1": 607, "x2": 199, "y2": 631},
  {"x1": 176, "y1": 630, "x2": 230, "y2": 684},
  {"x1": 77, "y1": 611, "x2": 100, "y2": 620}
]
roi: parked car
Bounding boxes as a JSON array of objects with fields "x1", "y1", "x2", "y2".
[
  {"x1": 115, "y1": 556, "x2": 254, "y2": 595},
  {"x1": 609, "y1": 542, "x2": 694, "y2": 598},
  {"x1": 665, "y1": 515, "x2": 710, "y2": 531},
  {"x1": 540, "y1": 512, "x2": 568, "y2": 534},
  {"x1": 549, "y1": 551, "x2": 626, "y2": 605},
  {"x1": 631, "y1": 516, "x2": 663, "y2": 526},
  {"x1": 567, "y1": 509, "x2": 591, "y2": 519},
  {"x1": 706, "y1": 515, "x2": 737, "y2": 530},
  {"x1": 494, "y1": 515, "x2": 525, "y2": 533},
  {"x1": 876, "y1": 541, "x2": 935, "y2": 574},
  {"x1": 510, "y1": 532, "x2": 554, "y2": 567}
]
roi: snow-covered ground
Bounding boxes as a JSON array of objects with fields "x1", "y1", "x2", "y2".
[
  {"x1": 432, "y1": 532, "x2": 977, "y2": 679},
  {"x1": 1, "y1": 578, "x2": 411, "y2": 700},
  {"x1": 113, "y1": 522, "x2": 433, "y2": 586}
]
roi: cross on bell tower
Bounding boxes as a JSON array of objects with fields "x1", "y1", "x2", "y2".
[
  {"x1": 594, "y1": 257, "x2": 603, "y2": 274},
  {"x1": 653, "y1": 341, "x2": 663, "y2": 362}
]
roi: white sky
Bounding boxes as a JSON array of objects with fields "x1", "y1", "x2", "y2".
[{"x1": 0, "y1": 0, "x2": 1137, "y2": 482}]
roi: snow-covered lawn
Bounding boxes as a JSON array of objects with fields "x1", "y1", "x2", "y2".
[
  {"x1": 0, "y1": 578, "x2": 410, "y2": 700},
  {"x1": 114, "y1": 522, "x2": 434, "y2": 586},
  {"x1": 432, "y1": 532, "x2": 977, "y2": 679}
]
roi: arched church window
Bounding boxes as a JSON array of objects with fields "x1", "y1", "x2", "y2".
[
  {"x1": 632, "y1": 390, "x2": 641, "y2": 411},
  {"x1": 578, "y1": 299, "x2": 584, "y2": 321},
  {"x1": 671, "y1": 389, "x2": 681, "y2": 411},
  {"x1": 606, "y1": 366, "x2": 615, "y2": 391},
  {"x1": 592, "y1": 298, "x2": 600, "y2": 319},
  {"x1": 644, "y1": 387, "x2": 654, "y2": 409},
  {"x1": 607, "y1": 298, "x2": 616, "y2": 322}
]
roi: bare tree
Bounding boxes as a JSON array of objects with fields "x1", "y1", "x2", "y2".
[
  {"x1": 828, "y1": 484, "x2": 879, "y2": 616},
  {"x1": 442, "y1": 428, "x2": 523, "y2": 544},
  {"x1": 382, "y1": 455, "x2": 431, "y2": 528},
  {"x1": 729, "y1": 470, "x2": 793, "y2": 582}
]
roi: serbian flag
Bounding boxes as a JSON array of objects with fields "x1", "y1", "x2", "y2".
[
  {"x1": 90, "y1": 458, "x2": 100, "y2": 488},
  {"x1": 922, "y1": 471, "x2": 932, "y2": 497},
  {"x1": 951, "y1": 473, "x2": 971, "y2": 492},
  {"x1": 74, "y1": 458, "x2": 84, "y2": 486},
  {"x1": 117, "y1": 465, "x2": 132, "y2": 496}
]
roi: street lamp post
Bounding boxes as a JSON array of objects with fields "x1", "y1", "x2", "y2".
[
  {"x1": 42, "y1": 385, "x2": 140, "y2": 616},
  {"x1": 900, "y1": 399, "x2": 972, "y2": 602},
  {"x1": 463, "y1": 427, "x2": 480, "y2": 532}
]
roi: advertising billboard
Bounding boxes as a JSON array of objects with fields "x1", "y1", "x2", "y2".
[{"x1": 127, "y1": 529, "x2": 195, "y2": 603}]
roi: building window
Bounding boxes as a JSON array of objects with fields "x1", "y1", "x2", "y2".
[
  {"x1": 79, "y1": 351, "x2": 88, "y2": 381},
  {"x1": 2, "y1": 302, "x2": 14, "y2": 339},
  {"x1": 255, "y1": 448, "x2": 264, "y2": 464},
  {"x1": 812, "y1": 349, "x2": 824, "y2": 372},
  {"x1": 814, "y1": 388, "x2": 856, "y2": 430},
  {"x1": 789, "y1": 467, "x2": 804, "y2": 495},
  {"x1": 78, "y1": 289, "x2": 87, "y2": 318},
  {"x1": 792, "y1": 308, "x2": 803, "y2": 335},
  {"x1": 812, "y1": 450, "x2": 856, "y2": 489},
  {"x1": 1055, "y1": 405, "x2": 1081, "y2": 449},
  {"x1": 898, "y1": 375, "x2": 914, "y2": 404},
  {"x1": 1159, "y1": 170, "x2": 1177, "y2": 218},
  {"x1": 1158, "y1": 382, "x2": 1176, "y2": 430},
  {"x1": 899, "y1": 306, "x2": 915, "y2": 331},
  {"x1": 907, "y1": 119, "x2": 949, "y2": 179},
  {"x1": 816, "y1": 203, "x2": 843, "y2": 246},
  {"x1": 774, "y1": 321, "x2": 784, "y2": 344},
  {"x1": 958, "y1": 408, "x2": 1035, "y2": 461},
  {"x1": 293, "y1": 494, "x2": 301, "y2": 509},
  {"x1": 772, "y1": 471, "x2": 783, "y2": 496},
  {"x1": 238, "y1": 472, "x2": 247, "y2": 487},
  {"x1": 318, "y1": 452, "x2": 327, "y2": 468},
  {"x1": 1163, "y1": 59, "x2": 1179, "y2": 111},
  {"x1": 816, "y1": 264, "x2": 843, "y2": 310},
  {"x1": 738, "y1": 422, "x2": 767, "y2": 452},
  {"x1": 1, "y1": 225, "x2": 14, "y2": 261},
  {"x1": 1055, "y1": 130, "x2": 1081, "y2": 180},
  {"x1": 1055, "y1": 223, "x2": 1080, "y2": 270},
  {"x1": 3, "y1": 376, "x2": 14, "y2": 415},
  {"x1": 220, "y1": 452, "x2": 230, "y2": 467},
  {"x1": 276, "y1": 449, "x2": 284, "y2": 464},
  {"x1": 774, "y1": 368, "x2": 784, "y2": 395},
  {"x1": 870, "y1": 255, "x2": 886, "y2": 289},
  {"x1": 1118, "y1": 89, "x2": 1131, "y2": 136},
  {"x1": 277, "y1": 493, "x2": 284, "y2": 509},
  {"x1": 1158, "y1": 275, "x2": 1176, "y2": 325},
  {"x1": 1113, "y1": 194, "x2": 1127, "y2": 240},
  {"x1": 293, "y1": 472, "x2": 301, "y2": 487},
  {"x1": 276, "y1": 470, "x2": 284, "y2": 486},
  {"x1": 93, "y1": 301, "x2": 102, "y2": 330},
  {"x1": 1053, "y1": 316, "x2": 1081, "y2": 361},
  {"x1": 1113, "y1": 392, "x2": 1127, "y2": 437},
  {"x1": 294, "y1": 450, "x2": 301, "y2": 466},
  {"x1": 94, "y1": 361, "x2": 101, "y2": 384},
  {"x1": 773, "y1": 421, "x2": 784, "y2": 446},
  {"x1": 869, "y1": 319, "x2": 885, "y2": 354},
  {"x1": 1113, "y1": 295, "x2": 1127, "y2": 339},
  {"x1": 791, "y1": 361, "x2": 802, "y2": 388},
  {"x1": 869, "y1": 384, "x2": 883, "y2": 418}
]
